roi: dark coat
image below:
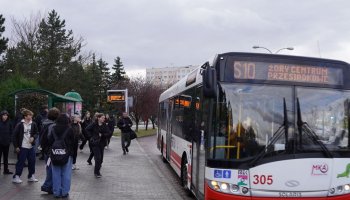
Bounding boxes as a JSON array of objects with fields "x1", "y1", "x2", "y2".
[
  {"x1": 85, "y1": 122, "x2": 111, "y2": 147},
  {"x1": 12, "y1": 121, "x2": 38, "y2": 149},
  {"x1": 0, "y1": 118, "x2": 13, "y2": 146},
  {"x1": 71, "y1": 122, "x2": 83, "y2": 143},
  {"x1": 48, "y1": 125, "x2": 75, "y2": 156},
  {"x1": 81, "y1": 118, "x2": 92, "y2": 139},
  {"x1": 39, "y1": 119, "x2": 55, "y2": 154},
  {"x1": 107, "y1": 117, "x2": 116, "y2": 133},
  {"x1": 117, "y1": 117, "x2": 133, "y2": 133}
]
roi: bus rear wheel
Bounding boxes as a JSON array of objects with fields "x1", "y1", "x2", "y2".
[{"x1": 161, "y1": 138, "x2": 167, "y2": 163}]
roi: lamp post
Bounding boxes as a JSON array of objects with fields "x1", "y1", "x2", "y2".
[{"x1": 252, "y1": 46, "x2": 294, "y2": 54}]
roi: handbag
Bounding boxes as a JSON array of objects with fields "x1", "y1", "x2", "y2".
[
  {"x1": 130, "y1": 130, "x2": 137, "y2": 140},
  {"x1": 89, "y1": 136, "x2": 100, "y2": 146}
]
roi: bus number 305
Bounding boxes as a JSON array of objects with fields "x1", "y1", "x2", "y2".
[{"x1": 252, "y1": 175, "x2": 273, "y2": 185}]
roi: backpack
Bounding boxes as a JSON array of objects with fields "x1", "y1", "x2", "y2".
[{"x1": 50, "y1": 128, "x2": 69, "y2": 165}]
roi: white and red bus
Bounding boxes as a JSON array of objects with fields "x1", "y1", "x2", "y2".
[{"x1": 157, "y1": 52, "x2": 350, "y2": 199}]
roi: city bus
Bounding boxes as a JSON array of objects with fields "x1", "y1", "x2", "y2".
[{"x1": 157, "y1": 52, "x2": 350, "y2": 200}]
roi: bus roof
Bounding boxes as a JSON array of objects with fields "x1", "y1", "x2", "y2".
[{"x1": 159, "y1": 66, "x2": 202, "y2": 102}]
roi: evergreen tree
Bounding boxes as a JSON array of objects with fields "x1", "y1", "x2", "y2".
[
  {"x1": 111, "y1": 56, "x2": 126, "y2": 84},
  {"x1": 0, "y1": 14, "x2": 8, "y2": 56},
  {"x1": 36, "y1": 10, "x2": 81, "y2": 93}
]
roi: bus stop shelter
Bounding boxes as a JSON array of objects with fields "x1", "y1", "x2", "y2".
[{"x1": 9, "y1": 88, "x2": 83, "y2": 115}]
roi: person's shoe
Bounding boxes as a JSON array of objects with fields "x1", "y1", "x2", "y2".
[
  {"x1": 54, "y1": 195, "x2": 61, "y2": 198},
  {"x1": 123, "y1": 150, "x2": 126, "y2": 155},
  {"x1": 12, "y1": 175, "x2": 23, "y2": 184},
  {"x1": 61, "y1": 194, "x2": 69, "y2": 198},
  {"x1": 95, "y1": 173, "x2": 102, "y2": 178},
  {"x1": 3, "y1": 170, "x2": 13, "y2": 175},
  {"x1": 28, "y1": 175, "x2": 38, "y2": 182},
  {"x1": 125, "y1": 147, "x2": 129, "y2": 153},
  {"x1": 87, "y1": 160, "x2": 92, "y2": 165},
  {"x1": 39, "y1": 156, "x2": 45, "y2": 160},
  {"x1": 72, "y1": 164, "x2": 79, "y2": 170},
  {"x1": 41, "y1": 186, "x2": 53, "y2": 194}
]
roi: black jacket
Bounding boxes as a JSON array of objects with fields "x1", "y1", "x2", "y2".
[
  {"x1": 81, "y1": 118, "x2": 92, "y2": 139},
  {"x1": 117, "y1": 117, "x2": 133, "y2": 133},
  {"x1": 0, "y1": 119, "x2": 13, "y2": 146},
  {"x1": 39, "y1": 119, "x2": 55, "y2": 154},
  {"x1": 85, "y1": 122, "x2": 111, "y2": 146},
  {"x1": 48, "y1": 125, "x2": 75, "y2": 156},
  {"x1": 12, "y1": 121, "x2": 38, "y2": 149}
]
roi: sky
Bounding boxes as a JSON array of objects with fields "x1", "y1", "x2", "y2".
[{"x1": 1, "y1": 0, "x2": 350, "y2": 77}]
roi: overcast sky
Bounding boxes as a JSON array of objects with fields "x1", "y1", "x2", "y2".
[{"x1": 1, "y1": 0, "x2": 350, "y2": 76}]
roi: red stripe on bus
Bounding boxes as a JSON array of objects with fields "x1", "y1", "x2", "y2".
[{"x1": 205, "y1": 182, "x2": 350, "y2": 200}]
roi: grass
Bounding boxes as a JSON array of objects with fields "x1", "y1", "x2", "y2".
[{"x1": 113, "y1": 128, "x2": 157, "y2": 138}]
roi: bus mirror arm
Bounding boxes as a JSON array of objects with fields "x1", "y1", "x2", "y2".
[{"x1": 203, "y1": 63, "x2": 217, "y2": 98}]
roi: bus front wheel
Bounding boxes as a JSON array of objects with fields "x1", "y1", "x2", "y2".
[{"x1": 181, "y1": 157, "x2": 189, "y2": 189}]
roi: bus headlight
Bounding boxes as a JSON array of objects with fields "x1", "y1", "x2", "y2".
[
  {"x1": 329, "y1": 184, "x2": 350, "y2": 196},
  {"x1": 207, "y1": 179, "x2": 250, "y2": 196},
  {"x1": 344, "y1": 184, "x2": 350, "y2": 191}
]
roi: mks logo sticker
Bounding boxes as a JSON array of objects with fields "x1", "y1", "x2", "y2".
[{"x1": 311, "y1": 163, "x2": 328, "y2": 175}]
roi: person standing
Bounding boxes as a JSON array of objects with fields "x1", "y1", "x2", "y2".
[
  {"x1": 0, "y1": 110, "x2": 13, "y2": 175},
  {"x1": 79, "y1": 111, "x2": 92, "y2": 152},
  {"x1": 40, "y1": 107, "x2": 60, "y2": 194},
  {"x1": 12, "y1": 109, "x2": 39, "y2": 184},
  {"x1": 85, "y1": 113, "x2": 111, "y2": 178},
  {"x1": 71, "y1": 114, "x2": 82, "y2": 170},
  {"x1": 105, "y1": 114, "x2": 115, "y2": 149},
  {"x1": 117, "y1": 112, "x2": 133, "y2": 155},
  {"x1": 35, "y1": 105, "x2": 48, "y2": 160},
  {"x1": 47, "y1": 114, "x2": 74, "y2": 198}
]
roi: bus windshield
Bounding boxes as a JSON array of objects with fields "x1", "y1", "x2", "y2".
[{"x1": 209, "y1": 83, "x2": 350, "y2": 161}]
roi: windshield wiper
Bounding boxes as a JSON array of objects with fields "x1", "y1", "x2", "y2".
[
  {"x1": 296, "y1": 98, "x2": 333, "y2": 158},
  {"x1": 250, "y1": 98, "x2": 289, "y2": 166}
]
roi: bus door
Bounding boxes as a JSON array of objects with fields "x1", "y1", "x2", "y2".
[
  {"x1": 166, "y1": 98, "x2": 173, "y2": 161},
  {"x1": 191, "y1": 88, "x2": 207, "y2": 198}
]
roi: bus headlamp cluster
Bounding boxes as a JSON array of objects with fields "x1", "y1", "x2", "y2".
[
  {"x1": 208, "y1": 180, "x2": 250, "y2": 196},
  {"x1": 328, "y1": 184, "x2": 350, "y2": 196}
]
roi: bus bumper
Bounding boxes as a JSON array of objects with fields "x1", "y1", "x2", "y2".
[{"x1": 205, "y1": 182, "x2": 350, "y2": 200}]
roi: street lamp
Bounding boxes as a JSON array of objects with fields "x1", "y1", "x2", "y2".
[{"x1": 252, "y1": 46, "x2": 294, "y2": 54}]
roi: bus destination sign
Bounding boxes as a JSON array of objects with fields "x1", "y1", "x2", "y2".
[{"x1": 232, "y1": 61, "x2": 343, "y2": 86}]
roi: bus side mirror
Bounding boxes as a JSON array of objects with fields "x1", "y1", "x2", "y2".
[{"x1": 202, "y1": 65, "x2": 217, "y2": 98}]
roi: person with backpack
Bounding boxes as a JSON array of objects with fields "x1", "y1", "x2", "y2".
[
  {"x1": 47, "y1": 113, "x2": 74, "y2": 198},
  {"x1": 39, "y1": 107, "x2": 60, "y2": 194},
  {"x1": 117, "y1": 112, "x2": 133, "y2": 155},
  {"x1": 0, "y1": 110, "x2": 13, "y2": 175},
  {"x1": 12, "y1": 109, "x2": 39, "y2": 184},
  {"x1": 85, "y1": 113, "x2": 111, "y2": 178}
]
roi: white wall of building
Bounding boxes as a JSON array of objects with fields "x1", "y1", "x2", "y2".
[{"x1": 146, "y1": 65, "x2": 198, "y2": 87}]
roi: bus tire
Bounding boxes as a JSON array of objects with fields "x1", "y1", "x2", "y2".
[
  {"x1": 181, "y1": 156, "x2": 189, "y2": 190},
  {"x1": 161, "y1": 138, "x2": 167, "y2": 163}
]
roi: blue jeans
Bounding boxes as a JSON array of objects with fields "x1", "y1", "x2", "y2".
[
  {"x1": 52, "y1": 156, "x2": 72, "y2": 197},
  {"x1": 42, "y1": 154, "x2": 52, "y2": 190},
  {"x1": 14, "y1": 147, "x2": 35, "y2": 178}
]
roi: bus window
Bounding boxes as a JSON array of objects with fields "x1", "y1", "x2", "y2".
[
  {"x1": 297, "y1": 87, "x2": 350, "y2": 153},
  {"x1": 209, "y1": 84, "x2": 294, "y2": 160}
]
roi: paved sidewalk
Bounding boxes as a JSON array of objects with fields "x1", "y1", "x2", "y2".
[{"x1": 0, "y1": 137, "x2": 184, "y2": 200}]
